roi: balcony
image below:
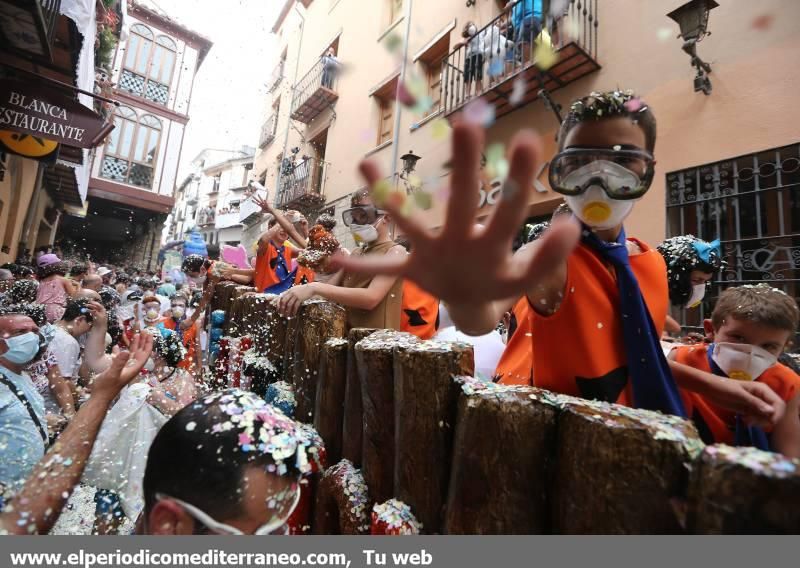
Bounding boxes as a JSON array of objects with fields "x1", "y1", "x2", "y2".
[
  {"x1": 258, "y1": 114, "x2": 278, "y2": 148},
  {"x1": 215, "y1": 210, "x2": 242, "y2": 230},
  {"x1": 441, "y1": 0, "x2": 600, "y2": 121},
  {"x1": 197, "y1": 208, "x2": 216, "y2": 227},
  {"x1": 277, "y1": 156, "x2": 327, "y2": 210},
  {"x1": 266, "y1": 60, "x2": 285, "y2": 93},
  {"x1": 290, "y1": 57, "x2": 339, "y2": 124},
  {"x1": 0, "y1": 0, "x2": 61, "y2": 61}
]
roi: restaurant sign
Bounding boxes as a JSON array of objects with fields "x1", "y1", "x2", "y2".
[{"x1": 0, "y1": 78, "x2": 113, "y2": 149}]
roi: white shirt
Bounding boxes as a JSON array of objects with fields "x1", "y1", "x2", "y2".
[
  {"x1": 50, "y1": 326, "x2": 81, "y2": 379},
  {"x1": 434, "y1": 326, "x2": 506, "y2": 381}
]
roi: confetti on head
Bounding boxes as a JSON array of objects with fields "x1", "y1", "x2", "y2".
[{"x1": 656, "y1": 235, "x2": 724, "y2": 306}]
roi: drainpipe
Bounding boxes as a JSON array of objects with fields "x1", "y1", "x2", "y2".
[
  {"x1": 389, "y1": 0, "x2": 414, "y2": 185},
  {"x1": 275, "y1": 1, "x2": 306, "y2": 207}
]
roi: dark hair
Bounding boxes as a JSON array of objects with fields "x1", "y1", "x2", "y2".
[
  {"x1": 206, "y1": 243, "x2": 220, "y2": 261},
  {"x1": 315, "y1": 213, "x2": 336, "y2": 232},
  {"x1": 557, "y1": 90, "x2": 657, "y2": 153},
  {"x1": 140, "y1": 278, "x2": 157, "y2": 291},
  {"x1": 9, "y1": 264, "x2": 34, "y2": 279},
  {"x1": 143, "y1": 389, "x2": 317, "y2": 520},
  {"x1": 712, "y1": 284, "x2": 799, "y2": 334},
  {"x1": 657, "y1": 235, "x2": 724, "y2": 306},
  {"x1": 0, "y1": 303, "x2": 46, "y2": 326},
  {"x1": 115, "y1": 272, "x2": 130, "y2": 284},
  {"x1": 181, "y1": 254, "x2": 208, "y2": 274},
  {"x1": 350, "y1": 188, "x2": 371, "y2": 207},
  {"x1": 37, "y1": 261, "x2": 67, "y2": 279},
  {"x1": 99, "y1": 286, "x2": 121, "y2": 310},
  {"x1": 169, "y1": 294, "x2": 187, "y2": 304},
  {"x1": 153, "y1": 331, "x2": 186, "y2": 368},
  {"x1": 8, "y1": 280, "x2": 38, "y2": 304},
  {"x1": 62, "y1": 298, "x2": 94, "y2": 323},
  {"x1": 69, "y1": 263, "x2": 88, "y2": 277}
]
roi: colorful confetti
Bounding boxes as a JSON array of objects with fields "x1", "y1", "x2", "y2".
[
  {"x1": 533, "y1": 34, "x2": 559, "y2": 71},
  {"x1": 510, "y1": 76, "x2": 527, "y2": 106},
  {"x1": 412, "y1": 190, "x2": 433, "y2": 210},
  {"x1": 430, "y1": 117, "x2": 450, "y2": 140},
  {"x1": 462, "y1": 97, "x2": 495, "y2": 127}
]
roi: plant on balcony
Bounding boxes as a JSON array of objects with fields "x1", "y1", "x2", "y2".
[{"x1": 95, "y1": 25, "x2": 117, "y2": 71}]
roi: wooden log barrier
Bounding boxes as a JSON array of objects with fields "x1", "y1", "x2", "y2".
[
  {"x1": 283, "y1": 312, "x2": 300, "y2": 386},
  {"x1": 444, "y1": 378, "x2": 559, "y2": 534},
  {"x1": 356, "y1": 330, "x2": 419, "y2": 504},
  {"x1": 211, "y1": 282, "x2": 237, "y2": 314},
  {"x1": 554, "y1": 398, "x2": 703, "y2": 534},
  {"x1": 686, "y1": 445, "x2": 800, "y2": 534},
  {"x1": 227, "y1": 286, "x2": 256, "y2": 335},
  {"x1": 314, "y1": 338, "x2": 349, "y2": 464},
  {"x1": 341, "y1": 328, "x2": 378, "y2": 467},
  {"x1": 394, "y1": 340, "x2": 474, "y2": 534},
  {"x1": 312, "y1": 459, "x2": 371, "y2": 535},
  {"x1": 293, "y1": 300, "x2": 347, "y2": 423}
]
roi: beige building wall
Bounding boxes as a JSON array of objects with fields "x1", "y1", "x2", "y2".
[
  {"x1": 255, "y1": 0, "x2": 800, "y2": 249},
  {"x1": 0, "y1": 155, "x2": 41, "y2": 264}
]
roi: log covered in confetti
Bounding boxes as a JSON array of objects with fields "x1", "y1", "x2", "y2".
[
  {"x1": 686, "y1": 445, "x2": 800, "y2": 534},
  {"x1": 554, "y1": 398, "x2": 703, "y2": 534},
  {"x1": 394, "y1": 340, "x2": 474, "y2": 533},
  {"x1": 292, "y1": 300, "x2": 346, "y2": 423},
  {"x1": 341, "y1": 328, "x2": 379, "y2": 467},
  {"x1": 312, "y1": 459, "x2": 371, "y2": 535},
  {"x1": 356, "y1": 330, "x2": 419, "y2": 504},
  {"x1": 314, "y1": 338, "x2": 349, "y2": 464},
  {"x1": 445, "y1": 380, "x2": 558, "y2": 534}
]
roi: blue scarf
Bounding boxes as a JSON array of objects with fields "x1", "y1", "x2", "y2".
[
  {"x1": 705, "y1": 344, "x2": 770, "y2": 451},
  {"x1": 581, "y1": 226, "x2": 686, "y2": 417}
]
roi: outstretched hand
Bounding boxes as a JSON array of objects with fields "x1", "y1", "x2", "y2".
[
  {"x1": 332, "y1": 123, "x2": 581, "y2": 307},
  {"x1": 254, "y1": 193, "x2": 273, "y2": 214}
]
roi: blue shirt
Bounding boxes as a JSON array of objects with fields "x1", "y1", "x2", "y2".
[
  {"x1": 512, "y1": 0, "x2": 543, "y2": 28},
  {"x1": 0, "y1": 366, "x2": 47, "y2": 495}
]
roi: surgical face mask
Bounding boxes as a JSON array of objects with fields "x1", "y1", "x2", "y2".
[
  {"x1": 154, "y1": 484, "x2": 300, "y2": 535},
  {"x1": 565, "y1": 185, "x2": 635, "y2": 230},
  {"x1": 172, "y1": 307, "x2": 186, "y2": 319},
  {"x1": 1, "y1": 332, "x2": 41, "y2": 364},
  {"x1": 686, "y1": 283, "x2": 706, "y2": 308},
  {"x1": 711, "y1": 342, "x2": 778, "y2": 382},
  {"x1": 350, "y1": 222, "x2": 379, "y2": 245},
  {"x1": 145, "y1": 308, "x2": 160, "y2": 320}
]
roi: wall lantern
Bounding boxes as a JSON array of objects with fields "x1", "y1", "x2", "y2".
[{"x1": 667, "y1": 0, "x2": 718, "y2": 95}]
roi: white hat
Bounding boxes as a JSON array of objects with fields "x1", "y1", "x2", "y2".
[{"x1": 97, "y1": 266, "x2": 112, "y2": 277}]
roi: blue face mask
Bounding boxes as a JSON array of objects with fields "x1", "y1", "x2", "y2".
[{"x1": 2, "y1": 332, "x2": 41, "y2": 365}]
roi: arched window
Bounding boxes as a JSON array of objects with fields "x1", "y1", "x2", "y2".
[
  {"x1": 119, "y1": 23, "x2": 178, "y2": 105},
  {"x1": 100, "y1": 108, "x2": 162, "y2": 189}
]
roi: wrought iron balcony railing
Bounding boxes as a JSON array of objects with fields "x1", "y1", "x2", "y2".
[
  {"x1": 277, "y1": 156, "x2": 327, "y2": 210},
  {"x1": 290, "y1": 57, "x2": 339, "y2": 124},
  {"x1": 258, "y1": 113, "x2": 278, "y2": 148}
]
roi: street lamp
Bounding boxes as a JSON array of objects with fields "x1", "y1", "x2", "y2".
[
  {"x1": 400, "y1": 151, "x2": 421, "y2": 176},
  {"x1": 667, "y1": 0, "x2": 718, "y2": 95}
]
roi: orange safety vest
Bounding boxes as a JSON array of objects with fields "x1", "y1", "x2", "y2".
[
  {"x1": 159, "y1": 316, "x2": 199, "y2": 371},
  {"x1": 255, "y1": 241, "x2": 314, "y2": 292},
  {"x1": 400, "y1": 280, "x2": 439, "y2": 340},
  {"x1": 674, "y1": 344, "x2": 800, "y2": 444},
  {"x1": 523, "y1": 239, "x2": 669, "y2": 406},
  {"x1": 495, "y1": 297, "x2": 532, "y2": 384}
]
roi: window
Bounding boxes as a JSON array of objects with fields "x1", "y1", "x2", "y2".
[
  {"x1": 119, "y1": 24, "x2": 177, "y2": 105},
  {"x1": 666, "y1": 143, "x2": 800, "y2": 345},
  {"x1": 417, "y1": 31, "x2": 451, "y2": 117},
  {"x1": 371, "y1": 75, "x2": 399, "y2": 146},
  {"x1": 100, "y1": 106, "x2": 162, "y2": 189}
]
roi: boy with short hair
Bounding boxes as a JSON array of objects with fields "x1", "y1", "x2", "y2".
[
  {"x1": 672, "y1": 284, "x2": 800, "y2": 457},
  {"x1": 158, "y1": 294, "x2": 202, "y2": 374}
]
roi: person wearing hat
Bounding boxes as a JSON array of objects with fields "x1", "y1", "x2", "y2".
[
  {"x1": 97, "y1": 267, "x2": 113, "y2": 286},
  {"x1": 34, "y1": 255, "x2": 78, "y2": 323}
]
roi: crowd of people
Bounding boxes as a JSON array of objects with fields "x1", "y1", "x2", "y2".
[{"x1": 1, "y1": 86, "x2": 799, "y2": 536}]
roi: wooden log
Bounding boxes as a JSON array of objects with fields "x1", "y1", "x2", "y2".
[
  {"x1": 394, "y1": 340, "x2": 474, "y2": 533},
  {"x1": 686, "y1": 445, "x2": 800, "y2": 534},
  {"x1": 312, "y1": 459, "x2": 371, "y2": 535},
  {"x1": 283, "y1": 311, "x2": 300, "y2": 386},
  {"x1": 314, "y1": 338, "x2": 349, "y2": 464},
  {"x1": 356, "y1": 330, "x2": 419, "y2": 504},
  {"x1": 371, "y1": 499, "x2": 422, "y2": 535},
  {"x1": 554, "y1": 398, "x2": 703, "y2": 534},
  {"x1": 293, "y1": 300, "x2": 347, "y2": 423},
  {"x1": 444, "y1": 378, "x2": 559, "y2": 534},
  {"x1": 341, "y1": 328, "x2": 379, "y2": 467}
]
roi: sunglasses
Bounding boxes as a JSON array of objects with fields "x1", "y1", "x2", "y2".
[
  {"x1": 548, "y1": 147, "x2": 655, "y2": 200},
  {"x1": 341, "y1": 206, "x2": 386, "y2": 227},
  {"x1": 154, "y1": 487, "x2": 301, "y2": 535}
]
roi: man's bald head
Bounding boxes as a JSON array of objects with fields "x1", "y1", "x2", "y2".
[
  {"x1": 83, "y1": 274, "x2": 103, "y2": 292},
  {"x1": 77, "y1": 288, "x2": 102, "y2": 302}
]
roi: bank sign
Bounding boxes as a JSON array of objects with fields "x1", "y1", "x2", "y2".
[{"x1": 0, "y1": 78, "x2": 113, "y2": 149}]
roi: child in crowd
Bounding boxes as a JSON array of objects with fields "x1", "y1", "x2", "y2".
[
  {"x1": 337, "y1": 89, "x2": 783, "y2": 425},
  {"x1": 276, "y1": 189, "x2": 405, "y2": 331},
  {"x1": 157, "y1": 294, "x2": 202, "y2": 374},
  {"x1": 657, "y1": 235, "x2": 724, "y2": 335},
  {"x1": 671, "y1": 284, "x2": 800, "y2": 456},
  {"x1": 35, "y1": 255, "x2": 78, "y2": 323}
]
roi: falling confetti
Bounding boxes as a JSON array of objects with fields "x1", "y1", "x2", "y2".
[
  {"x1": 510, "y1": 76, "x2": 526, "y2": 106},
  {"x1": 412, "y1": 190, "x2": 434, "y2": 210},
  {"x1": 430, "y1": 117, "x2": 450, "y2": 140},
  {"x1": 484, "y1": 143, "x2": 509, "y2": 181},
  {"x1": 533, "y1": 34, "x2": 559, "y2": 70},
  {"x1": 384, "y1": 32, "x2": 403, "y2": 54},
  {"x1": 656, "y1": 27, "x2": 673, "y2": 42},
  {"x1": 371, "y1": 179, "x2": 393, "y2": 206},
  {"x1": 463, "y1": 98, "x2": 495, "y2": 127}
]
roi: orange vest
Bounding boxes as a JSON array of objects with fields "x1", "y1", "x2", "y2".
[
  {"x1": 400, "y1": 280, "x2": 439, "y2": 340},
  {"x1": 674, "y1": 344, "x2": 800, "y2": 444},
  {"x1": 159, "y1": 317, "x2": 198, "y2": 371},
  {"x1": 522, "y1": 239, "x2": 669, "y2": 405},
  {"x1": 255, "y1": 242, "x2": 316, "y2": 291},
  {"x1": 495, "y1": 297, "x2": 533, "y2": 384}
]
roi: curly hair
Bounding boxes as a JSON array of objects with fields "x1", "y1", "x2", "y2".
[
  {"x1": 181, "y1": 254, "x2": 208, "y2": 274},
  {"x1": 657, "y1": 235, "x2": 724, "y2": 306}
]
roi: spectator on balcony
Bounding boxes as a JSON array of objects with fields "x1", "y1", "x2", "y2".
[
  {"x1": 321, "y1": 47, "x2": 340, "y2": 90},
  {"x1": 457, "y1": 22, "x2": 485, "y2": 97},
  {"x1": 275, "y1": 188, "x2": 404, "y2": 331},
  {"x1": 506, "y1": 0, "x2": 542, "y2": 65}
]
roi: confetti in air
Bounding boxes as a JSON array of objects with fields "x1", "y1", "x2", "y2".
[
  {"x1": 533, "y1": 34, "x2": 558, "y2": 71},
  {"x1": 462, "y1": 98, "x2": 495, "y2": 127},
  {"x1": 430, "y1": 117, "x2": 450, "y2": 140},
  {"x1": 384, "y1": 32, "x2": 403, "y2": 55},
  {"x1": 371, "y1": 178, "x2": 393, "y2": 206},
  {"x1": 656, "y1": 27, "x2": 673, "y2": 42},
  {"x1": 484, "y1": 143, "x2": 509, "y2": 181},
  {"x1": 412, "y1": 190, "x2": 434, "y2": 210},
  {"x1": 510, "y1": 76, "x2": 526, "y2": 106}
]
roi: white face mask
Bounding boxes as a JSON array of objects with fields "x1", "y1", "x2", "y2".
[
  {"x1": 712, "y1": 342, "x2": 778, "y2": 382},
  {"x1": 145, "y1": 308, "x2": 160, "y2": 321},
  {"x1": 686, "y1": 283, "x2": 706, "y2": 308},
  {"x1": 562, "y1": 160, "x2": 640, "y2": 230},
  {"x1": 350, "y1": 223, "x2": 379, "y2": 245},
  {"x1": 172, "y1": 307, "x2": 186, "y2": 319}
]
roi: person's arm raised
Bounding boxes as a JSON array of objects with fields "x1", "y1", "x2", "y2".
[
  {"x1": 332, "y1": 123, "x2": 580, "y2": 335},
  {"x1": 0, "y1": 334, "x2": 152, "y2": 535},
  {"x1": 83, "y1": 301, "x2": 110, "y2": 373},
  {"x1": 254, "y1": 193, "x2": 308, "y2": 249}
]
